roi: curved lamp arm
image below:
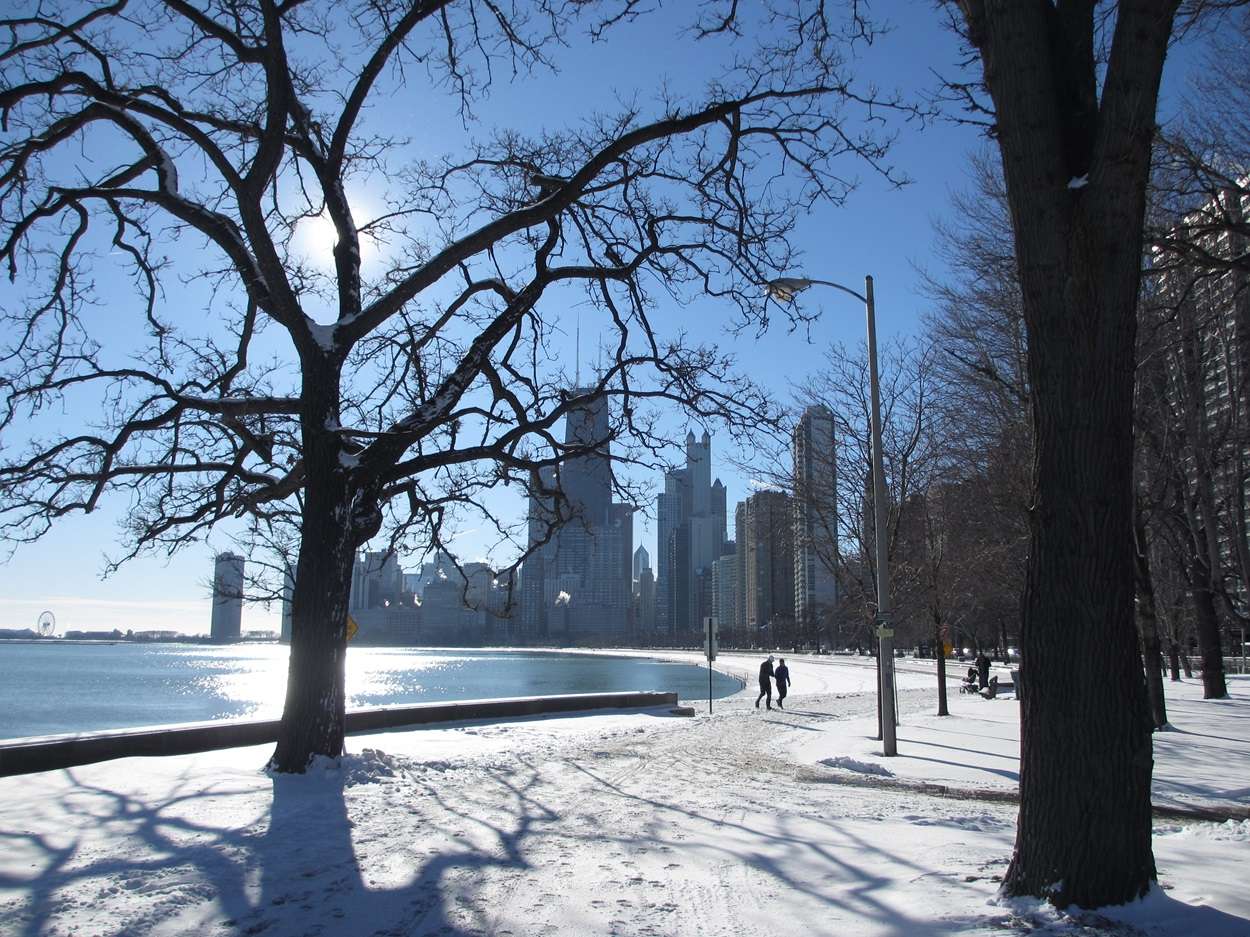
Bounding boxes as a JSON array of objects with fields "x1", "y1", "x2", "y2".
[{"x1": 764, "y1": 276, "x2": 867, "y2": 305}]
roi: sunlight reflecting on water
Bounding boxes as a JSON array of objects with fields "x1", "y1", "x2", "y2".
[{"x1": 1, "y1": 644, "x2": 742, "y2": 737}]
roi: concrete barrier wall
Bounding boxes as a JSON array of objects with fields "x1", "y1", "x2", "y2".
[{"x1": 0, "y1": 691, "x2": 678, "y2": 778}]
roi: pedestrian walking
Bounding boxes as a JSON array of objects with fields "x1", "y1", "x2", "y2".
[
  {"x1": 774, "y1": 658, "x2": 791, "y2": 709},
  {"x1": 755, "y1": 655, "x2": 775, "y2": 710}
]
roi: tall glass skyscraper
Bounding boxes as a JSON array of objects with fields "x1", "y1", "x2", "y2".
[
  {"x1": 793, "y1": 405, "x2": 839, "y2": 642},
  {"x1": 519, "y1": 388, "x2": 633, "y2": 641},
  {"x1": 654, "y1": 430, "x2": 731, "y2": 636}
]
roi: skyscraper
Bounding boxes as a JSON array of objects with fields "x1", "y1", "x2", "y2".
[
  {"x1": 636, "y1": 567, "x2": 656, "y2": 632},
  {"x1": 210, "y1": 552, "x2": 244, "y2": 643},
  {"x1": 519, "y1": 466, "x2": 557, "y2": 641},
  {"x1": 794, "y1": 405, "x2": 839, "y2": 645},
  {"x1": 518, "y1": 389, "x2": 633, "y2": 642},
  {"x1": 654, "y1": 430, "x2": 732, "y2": 635},
  {"x1": 742, "y1": 490, "x2": 795, "y2": 632},
  {"x1": 711, "y1": 543, "x2": 737, "y2": 632},
  {"x1": 654, "y1": 467, "x2": 686, "y2": 633},
  {"x1": 350, "y1": 550, "x2": 404, "y2": 612},
  {"x1": 561, "y1": 386, "x2": 612, "y2": 525},
  {"x1": 633, "y1": 545, "x2": 650, "y2": 582}
]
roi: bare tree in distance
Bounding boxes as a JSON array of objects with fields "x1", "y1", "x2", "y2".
[
  {"x1": 1137, "y1": 264, "x2": 1236, "y2": 701},
  {"x1": 919, "y1": 147, "x2": 1030, "y2": 665},
  {"x1": 0, "y1": 1, "x2": 912, "y2": 771},
  {"x1": 786, "y1": 333, "x2": 1013, "y2": 718},
  {"x1": 1151, "y1": 8, "x2": 1250, "y2": 278},
  {"x1": 1142, "y1": 8, "x2": 1250, "y2": 700},
  {"x1": 784, "y1": 335, "x2": 946, "y2": 654}
]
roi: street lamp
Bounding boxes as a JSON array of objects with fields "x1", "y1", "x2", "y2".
[{"x1": 765, "y1": 274, "x2": 898, "y2": 757}]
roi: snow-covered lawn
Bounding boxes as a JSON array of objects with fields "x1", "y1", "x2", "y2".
[{"x1": 1, "y1": 653, "x2": 1246, "y2": 936}]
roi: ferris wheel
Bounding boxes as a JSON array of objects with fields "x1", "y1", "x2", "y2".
[{"x1": 36, "y1": 610, "x2": 56, "y2": 637}]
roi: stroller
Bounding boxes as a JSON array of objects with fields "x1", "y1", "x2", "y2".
[{"x1": 959, "y1": 667, "x2": 979, "y2": 695}]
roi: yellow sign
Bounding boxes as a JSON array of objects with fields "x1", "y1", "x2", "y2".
[
  {"x1": 346, "y1": 614, "x2": 359, "y2": 642},
  {"x1": 943, "y1": 642, "x2": 953, "y2": 657}
]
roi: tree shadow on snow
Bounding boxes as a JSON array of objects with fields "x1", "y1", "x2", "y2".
[
  {"x1": 0, "y1": 754, "x2": 555, "y2": 937},
  {"x1": 4, "y1": 731, "x2": 1248, "y2": 937}
]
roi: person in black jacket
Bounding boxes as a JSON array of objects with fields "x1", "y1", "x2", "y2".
[
  {"x1": 774, "y1": 658, "x2": 791, "y2": 709},
  {"x1": 975, "y1": 652, "x2": 992, "y2": 690},
  {"x1": 755, "y1": 655, "x2": 775, "y2": 709}
]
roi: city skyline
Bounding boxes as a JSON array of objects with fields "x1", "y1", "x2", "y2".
[
  {"x1": 0, "y1": 2, "x2": 973, "y2": 635},
  {"x1": 0, "y1": 3, "x2": 1209, "y2": 636}
]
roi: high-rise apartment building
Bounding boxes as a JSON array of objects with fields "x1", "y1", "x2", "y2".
[
  {"x1": 741, "y1": 490, "x2": 795, "y2": 632},
  {"x1": 1152, "y1": 182, "x2": 1250, "y2": 610},
  {"x1": 210, "y1": 552, "x2": 244, "y2": 643},
  {"x1": 793, "y1": 405, "x2": 839, "y2": 642},
  {"x1": 711, "y1": 543, "x2": 737, "y2": 631},
  {"x1": 730, "y1": 502, "x2": 740, "y2": 634}
]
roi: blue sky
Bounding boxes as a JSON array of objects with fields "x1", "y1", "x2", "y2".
[{"x1": 0, "y1": 3, "x2": 1206, "y2": 634}]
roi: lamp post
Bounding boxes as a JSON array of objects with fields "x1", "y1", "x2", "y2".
[{"x1": 766, "y1": 274, "x2": 898, "y2": 756}]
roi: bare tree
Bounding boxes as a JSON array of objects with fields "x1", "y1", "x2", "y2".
[
  {"x1": 0, "y1": 1, "x2": 906, "y2": 771},
  {"x1": 1142, "y1": 8, "x2": 1250, "y2": 699},
  {"x1": 920, "y1": 148, "x2": 1030, "y2": 665},
  {"x1": 791, "y1": 335, "x2": 947, "y2": 654},
  {"x1": 944, "y1": 0, "x2": 1184, "y2": 910},
  {"x1": 1137, "y1": 274, "x2": 1235, "y2": 700},
  {"x1": 1152, "y1": 8, "x2": 1250, "y2": 279}
]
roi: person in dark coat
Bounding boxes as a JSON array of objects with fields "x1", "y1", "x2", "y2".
[
  {"x1": 975, "y1": 652, "x2": 992, "y2": 690},
  {"x1": 755, "y1": 655, "x2": 775, "y2": 709},
  {"x1": 774, "y1": 658, "x2": 791, "y2": 709}
]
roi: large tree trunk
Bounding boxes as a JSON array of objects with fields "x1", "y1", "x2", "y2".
[
  {"x1": 1190, "y1": 580, "x2": 1229, "y2": 700},
  {"x1": 270, "y1": 478, "x2": 357, "y2": 772},
  {"x1": 1004, "y1": 243, "x2": 1156, "y2": 904},
  {"x1": 271, "y1": 360, "x2": 374, "y2": 773},
  {"x1": 963, "y1": 1, "x2": 1175, "y2": 909}
]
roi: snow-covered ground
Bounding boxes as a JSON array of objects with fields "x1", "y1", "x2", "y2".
[{"x1": 1, "y1": 652, "x2": 1247, "y2": 937}]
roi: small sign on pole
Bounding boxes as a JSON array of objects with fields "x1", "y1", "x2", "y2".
[
  {"x1": 703, "y1": 617, "x2": 718, "y2": 714},
  {"x1": 346, "y1": 614, "x2": 359, "y2": 642}
]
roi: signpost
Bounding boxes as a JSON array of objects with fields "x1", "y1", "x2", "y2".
[{"x1": 702, "y1": 616, "x2": 718, "y2": 714}]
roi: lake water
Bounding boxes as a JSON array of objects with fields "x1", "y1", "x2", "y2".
[{"x1": 0, "y1": 642, "x2": 742, "y2": 740}]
